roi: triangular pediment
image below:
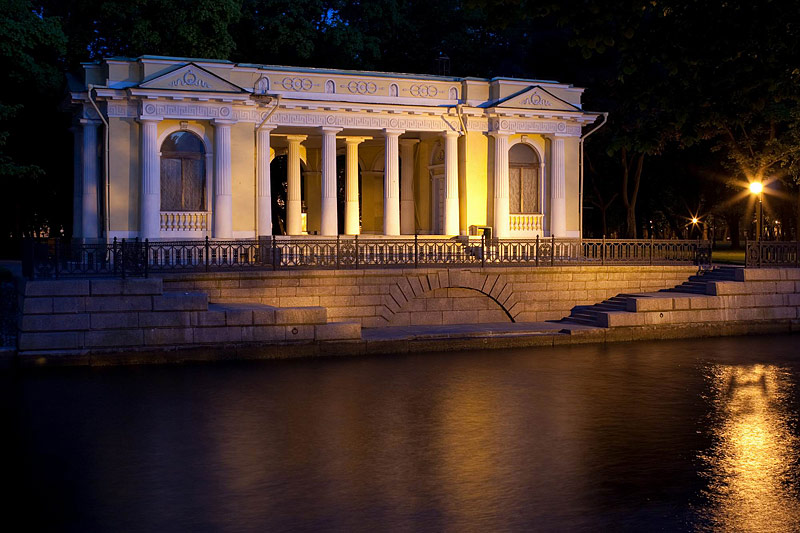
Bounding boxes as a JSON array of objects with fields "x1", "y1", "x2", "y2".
[
  {"x1": 138, "y1": 63, "x2": 246, "y2": 93},
  {"x1": 494, "y1": 85, "x2": 580, "y2": 111}
]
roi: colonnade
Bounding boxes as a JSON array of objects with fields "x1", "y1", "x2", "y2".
[{"x1": 78, "y1": 120, "x2": 569, "y2": 241}]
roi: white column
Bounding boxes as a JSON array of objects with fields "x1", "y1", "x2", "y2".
[
  {"x1": 491, "y1": 132, "x2": 510, "y2": 239},
  {"x1": 286, "y1": 135, "x2": 307, "y2": 235},
  {"x1": 213, "y1": 120, "x2": 234, "y2": 239},
  {"x1": 72, "y1": 125, "x2": 83, "y2": 239},
  {"x1": 256, "y1": 126, "x2": 275, "y2": 236},
  {"x1": 139, "y1": 118, "x2": 160, "y2": 240},
  {"x1": 443, "y1": 131, "x2": 460, "y2": 236},
  {"x1": 551, "y1": 136, "x2": 567, "y2": 237},
  {"x1": 344, "y1": 137, "x2": 364, "y2": 235},
  {"x1": 399, "y1": 138, "x2": 418, "y2": 234},
  {"x1": 383, "y1": 129, "x2": 403, "y2": 236},
  {"x1": 320, "y1": 127, "x2": 342, "y2": 236}
]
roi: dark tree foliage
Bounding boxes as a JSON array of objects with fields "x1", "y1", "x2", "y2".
[{"x1": 1, "y1": 0, "x2": 798, "y2": 251}]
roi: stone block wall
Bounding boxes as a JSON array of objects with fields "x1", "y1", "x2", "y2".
[
  {"x1": 598, "y1": 268, "x2": 800, "y2": 328},
  {"x1": 18, "y1": 278, "x2": 360, "y2": 357},
  {"x1": 163, "y1": 266, "x2": 699, "y2": 327}
]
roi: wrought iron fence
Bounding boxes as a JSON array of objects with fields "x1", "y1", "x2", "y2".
[
  {"x1": 745, "y1": 240, "x2": 800, "y2": 267},
  {"x1": 22, "y1": 236, "x2": 712, "y2": 279}
]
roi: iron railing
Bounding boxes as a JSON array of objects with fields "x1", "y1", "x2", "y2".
[
  {"x1": 22, "y1": 236, "x2": 712, "y2": 279},
  {"x1": 745, "y1": 240, "x2": 800, "y2": 267}
]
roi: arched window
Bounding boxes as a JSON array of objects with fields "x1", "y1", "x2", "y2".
[
  {"x1": 508, "y1": 143, "x2": 539, "y2": 214},
  {"x1": 160, "y1": 131, "x2": 205, "y2": 211}
]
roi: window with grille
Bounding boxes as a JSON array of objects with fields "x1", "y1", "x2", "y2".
[
  {"x1": 160, "y1": 131, "x2": 205, "y2": 211},
  {"x1": 508, "y1": 144, "x2": 539, "y2": 214}
]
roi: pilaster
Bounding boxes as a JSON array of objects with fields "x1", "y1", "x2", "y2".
[{"x1": 551, "y1": 135, "x2": 567, "y2": 237}]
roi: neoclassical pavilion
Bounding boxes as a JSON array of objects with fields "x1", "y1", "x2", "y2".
[{"x1": 70, "y1": 56, "x2": 603, "y2": 242}]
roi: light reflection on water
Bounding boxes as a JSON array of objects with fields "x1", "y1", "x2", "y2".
[
  {"x1": 3, "y1": 335, "x2": 800, "y2": 532},
  {"x1": 696, "y1": 364, "x2": 800, "y2": 533}
]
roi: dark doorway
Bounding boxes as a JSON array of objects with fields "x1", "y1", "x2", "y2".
[
  {"x1": 269, "y1": 154, "x2": 306, "y2": 235},
  {"x1": 335, "y1": 154, "x2": 362, "y2": 234}
]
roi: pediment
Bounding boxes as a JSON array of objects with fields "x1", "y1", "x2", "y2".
[
  {"x1": 494, "y1": 86, "x2": 579, "y2": 112},
  {"x1": 138, "y1": 63, "x2": 246, "y2": 93}
]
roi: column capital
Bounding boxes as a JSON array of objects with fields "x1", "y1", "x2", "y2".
[
  {"x1": 256, "y1": 124, "x2": 277, "y2": 132},
  {"x1": 212, "y1": 119, "x2": 236, "y2": 127},
  {"x1": 383, "y1": 128, "x2": 404, "y2": 137},
  {"x1": 79, "y1": 118, "x2": 102, "y2": 127},
  {"x1": 285, "y1": 134, "x2": 308, "y2": 143},
  {"x1": 343, "y1": 136, "x2": 371, "y2": 145},
  {"x1": 136, "y1": 116, "x2": 161, "y2": 125},
  {"x1": 442, "y1": 130, "x2": 460, "y2": 138},
  {"x1": 320, "y1": 126, "x2": 343, "y2": 134},
  {"x1": 489, "y1": 130, "x2": 512, "y2": 139},
  {"x1": 399, "y1": 138, "x2": 420, "y2": 146}
]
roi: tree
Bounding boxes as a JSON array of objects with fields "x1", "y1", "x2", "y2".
[{"x1": 0, "y1": 0, "x2": 66, "y2": 245}]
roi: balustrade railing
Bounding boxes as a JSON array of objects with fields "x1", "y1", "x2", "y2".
[
  {"x1": 745, "y1": 240, "x2": 800, "y2": 267},
  {"x1": 22, "y1": 236, "x2": 712, "y2": 279},
  {"x1": 160, "y1": 211, "x2": 208, "y2": 232}
]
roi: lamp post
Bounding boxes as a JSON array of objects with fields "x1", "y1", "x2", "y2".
[{"x1": 749, "y1": 181, "x2": 763, "y2": 241}]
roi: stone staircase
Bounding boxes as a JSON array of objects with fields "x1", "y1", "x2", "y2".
[
  {"x1": 560, "y1": 266, "x2": 742, "y2": 327},
  {"x1": 659, "y1": 266, "x2": 739, "y2": 294}
]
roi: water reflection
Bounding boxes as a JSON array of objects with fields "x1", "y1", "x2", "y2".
[{"x1": 697, "y1": 364, "x2": 800, "y2": 532}]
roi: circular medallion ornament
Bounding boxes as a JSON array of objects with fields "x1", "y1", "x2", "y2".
[
  {"x1": 183, "y1": 71, "x2": 197, "y2": 85},
  {"x1": 326, "y1": 115, "x2": 336, "y2": 124},
  {"x1": 389, "y1": 118, "x2": 399, "y2": 128},
  {"x1": 557, "y1": 122, "x2": 566, "y2": 132},
  {"x1": 144, "y1": 104, "x2": 156, "y2": 114},
  {"x1": 220, "y1": 107, "x2": 231, "y2": 118},
  {"x1": 500, "y1": 120, "x2": 510, "y2": 130}
]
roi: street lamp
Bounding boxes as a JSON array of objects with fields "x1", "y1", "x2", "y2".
[{"x1": 749, "y1": 181, "x2": 763, "y2": 241}]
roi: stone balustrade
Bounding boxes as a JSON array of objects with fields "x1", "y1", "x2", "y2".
[
  {"x1": 508, "y1": 213, "x2": 544, "y2": 234},
  {"x1": 160, "y1": 211, "x2": 208, "y2": 232}
]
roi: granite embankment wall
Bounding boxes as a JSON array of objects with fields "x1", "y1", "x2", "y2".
[
  {"x1": 16, "y1": 278, "x2": 359, "y2": 363},
  {"x1": 162, "y1": 265, "x2": 700, "y2": 327},
  {"x1": 597, "y1": 267, "x2": 800, "y2": 328}
]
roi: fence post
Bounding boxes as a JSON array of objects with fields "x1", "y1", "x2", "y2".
[
  {"x1": 112, "y1": 237, "x2": 118, "y2": 276},
  {"x1": 120, "y1": 239, "x2": 126, "y2": 279},
  {"x1": 649, "y1": 236, "x2": 654, "y2": 266},
  {"x1": 550, "y1": 235, "x2": 555, "y2": 266},
  {"x1": 144, "y1": 239, "x2": 150, "y2": 278},
  {"x1": 602, "y1": 235, "x2": 606, "y2": 266},
  {"x1": 204, "y1": 236, "x2": 210, "y2": 272},
  {"x1": 758, "y1": 240, "x2": 762, "y2": 267},
  {"x1": 481, "y1": 233, "x2": 486, "y2": 268},
  {"x1": 535, "y1": 235, "x2": 540, "y2": 267},
  {"x1": 414, "y1": 233, "x2": 419, "y2": 269},
  {"x1": 336, "y1": 235, "x2": 341, "y2": 269},
  {"x1": 54, "y1": 238, "x2": 60, "y2": 279},
  {"x1": 355, "y1": 235, "x2": 359, "y2": 270}
]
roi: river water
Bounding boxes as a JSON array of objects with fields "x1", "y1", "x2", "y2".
[{"x1": 3, "y1": 335, "x2": 800, "y2": 532}]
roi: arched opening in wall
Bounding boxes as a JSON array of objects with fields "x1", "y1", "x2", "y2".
[
  {"x1": 508, "y1": 143, "x2": 539, "y2": 214},
  {"x1": 270, "y1": 154, "x2": 307, "y2": 235},
  {"x1": 335, "y1": 154, "x2": 362, "y2": 234},
  {"x1": 160, "y1": 131, "x2": 205, "y2": 212}
]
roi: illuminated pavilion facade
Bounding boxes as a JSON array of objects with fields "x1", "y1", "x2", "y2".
[{"x1": 70, "y1": 56, "x2": 602, "y2": 242}]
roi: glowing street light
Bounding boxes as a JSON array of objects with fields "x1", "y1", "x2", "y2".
[{"x1": 749, "y1": 181, "x2": 764, "y2": 241}]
